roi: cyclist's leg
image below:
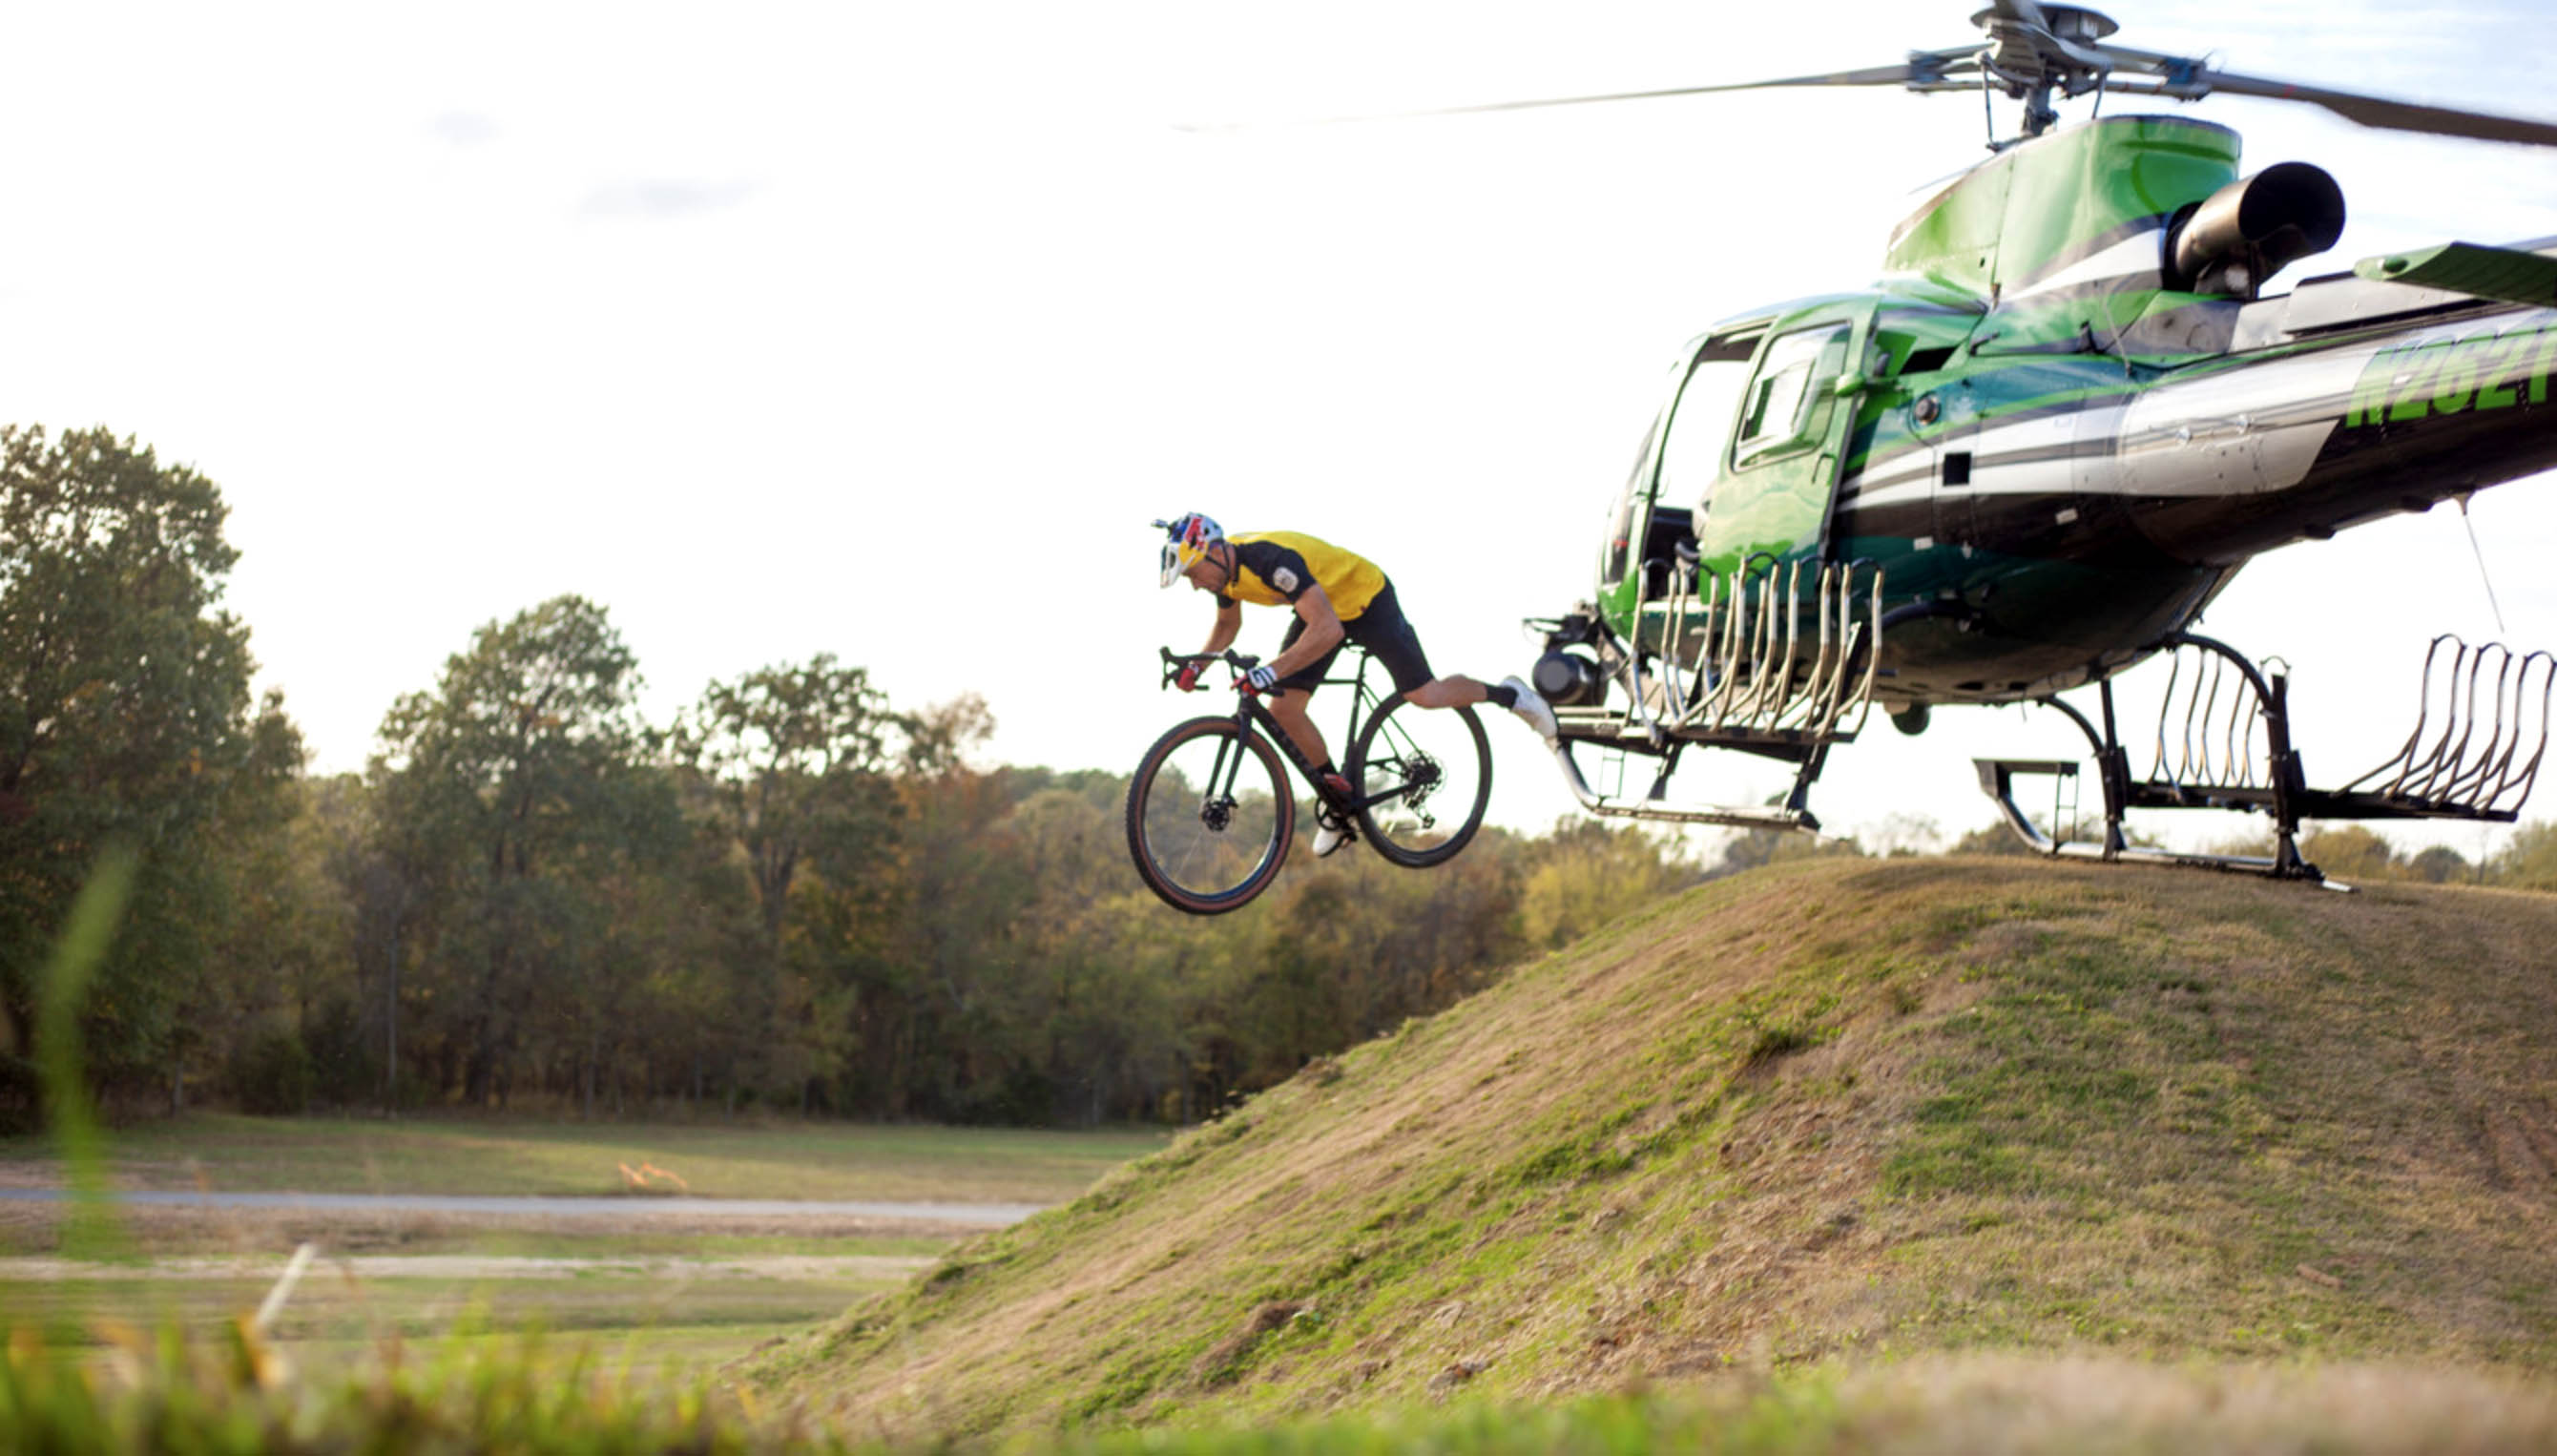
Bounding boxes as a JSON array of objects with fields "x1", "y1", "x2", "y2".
[
  {"x1": 1354, "y1": 583, "x2": 1534, "y2": 718},
  {"x1": 1263, "y1": 688, "x2": 1331, "y2": 771},
  {"x1": 1268, "y1": 615, "x2": 1346, "y2": 781},
  {"x1": 1402, "y1": 675, "x2": 1487, "y2": 708},
  {"x1": 1345, "y1": 591, "x2": 1494, "y2": 866},
  {"x1": 1346, "y1": 583, "x2": 1455, "y2": 702}
]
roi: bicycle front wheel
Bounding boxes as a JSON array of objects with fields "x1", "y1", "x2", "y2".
[
  {"x1": 1125, "y1": 717, "x2": 1296, "y2": 914},
  {"x1": 1348, "y1": 695, "x2": 1491, "y2": 868}
]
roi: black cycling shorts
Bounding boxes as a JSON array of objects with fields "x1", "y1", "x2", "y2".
[{"x1": 1277, "y1": 580, "x2": 1436, "y2": 697}]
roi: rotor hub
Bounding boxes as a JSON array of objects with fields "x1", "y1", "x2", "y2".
[{"x1": 1969, "y1": 5, "x2": 2118, "y2": 44}]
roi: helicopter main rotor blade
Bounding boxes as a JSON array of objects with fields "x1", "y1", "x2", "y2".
[
  {"x1": 1183, "y1": 8, "x2": 2557, "y2": 149},
  {"x1": 1212, "y1": 60, "x2": 1948, "y2": 129},
  {"x1": 2165, "y1": 67, "x2": 2557, "y2": 148}
]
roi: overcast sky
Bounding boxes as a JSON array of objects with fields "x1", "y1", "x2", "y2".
[{"x1": 9, "y1": 1, "x2": 2556, "y2": 862}]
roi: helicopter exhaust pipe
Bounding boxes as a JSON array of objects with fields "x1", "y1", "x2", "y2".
[{"x1": 2164, "y1": 162, "x2": 2346, "y2": 299}]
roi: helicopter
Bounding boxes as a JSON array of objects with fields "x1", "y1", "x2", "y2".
[{"x1": 1383, "y1": 0, "x2": 2557, "y2": 883}]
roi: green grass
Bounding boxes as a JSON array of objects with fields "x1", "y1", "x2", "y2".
[
  {"x1": 732, "y1": 859, "x2": 2557, "y2": 1442},
  {"x1": 9, "y1": 1334, "x2": 2556, "y2": 1454},
  {"x1": 0, "y1": 1114, "x2": 1165, "y2": 1375},
  {"x1": 0, "y1": 1113, "x2": 1168, "y2": 1203}
]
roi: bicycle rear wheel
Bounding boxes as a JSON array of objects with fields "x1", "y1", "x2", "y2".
[
  {"x1": 1125, "y1": 716, "x2": 1296, "y2": 913},
  {"x1": 1348, "y1": 695, "x2": 1491, "y2": 868}
]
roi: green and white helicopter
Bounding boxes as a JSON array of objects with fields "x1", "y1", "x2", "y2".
[{"x1": 1448, "y1": 1, "x2": 2557, "y2": 882}]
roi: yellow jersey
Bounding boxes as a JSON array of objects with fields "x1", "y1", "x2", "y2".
[{"x1": 1217, "y1": 531, "x2": 1387, "y2": 620}]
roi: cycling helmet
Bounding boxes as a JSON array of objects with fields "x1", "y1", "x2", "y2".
[{"x1": 1155, "y1": 512, "x2": 1223, "y2": 588}]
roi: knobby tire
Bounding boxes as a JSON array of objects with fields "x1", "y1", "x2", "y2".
[
  {"x1": 1348, "y1": 695, "x2": 1491, "y2": 868},
  {"x1": 1125, "y1": 716, "x2": 1296, "y2": 914}
]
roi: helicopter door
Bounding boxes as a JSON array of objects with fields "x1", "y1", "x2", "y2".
[
  {"x1": 1694, "y1": 303, "x2": 1877, "y2": 572},
  {"x1": 1595, "y1": 329, "x2": 1759, "y2": 626}
]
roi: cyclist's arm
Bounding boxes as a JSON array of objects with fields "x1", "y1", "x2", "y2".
[
  {"x1": 1200, "y1": 598, "x2": 1241, "y2": 655},
  {"x1": 1263, "y1": 587, "x2": 1344, "y2": 680}
]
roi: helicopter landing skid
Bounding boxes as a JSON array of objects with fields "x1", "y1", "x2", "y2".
[
  {"x1": 1546, "y1": 730, "x2": 1832, "y2": 834},
  {"x1": 1976, "y1": 632, "x2": 2553, "y2": 885}
]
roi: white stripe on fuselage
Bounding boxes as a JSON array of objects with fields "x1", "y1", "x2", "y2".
[
  {"x1": 1855, "y1": 345, "x2": 2374, "y2": 509},
  {"x1": 2006, "y1": 228, "x2": 2167, "y2": 302}
]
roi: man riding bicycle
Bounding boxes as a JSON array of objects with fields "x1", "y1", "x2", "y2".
[{"x1": 1156, "y1": 512, "x2": 1558, "y2": 859}]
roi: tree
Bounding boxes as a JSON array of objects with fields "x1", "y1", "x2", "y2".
[
  {"x1": 676, "y1": 656, "x2": 913, "y2": 1108},
  {"x1": 1520, "y1": 820, "x2": 1698, "y2": 949},
  {"x1": 677, "y1": 655, "x2": 902, "y2": 944},
  {"x1": 2299, "y1": 824, "x2": 2401, "y2": 882},
  {"x1": 1948, "y1": 822, "x2": 2040, "y2": 856},
  {"x1": 2495, "y1": 821, "x2": 2557, "y2": 891},
  {"x1": 1712, "y1": 813, "x2": 1865, "y2": 879},
  {"x1": 370, "y1": 596, "x2": 675, "y2": 1107},
  {"x1": 2403, "y1": 843, "x2": 2472, "y2": 884},
  {"x1": 0, "y1": 426, "x2": 300, "y2": 1121}
]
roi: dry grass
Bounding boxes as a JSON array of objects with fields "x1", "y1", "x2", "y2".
[
  {"x1": 739, "y1": 859, "x2": 2557, "y2": 1442},
  {"x1": 1787, "y1": 1355, "x2": 2557, "y2": 1454}
]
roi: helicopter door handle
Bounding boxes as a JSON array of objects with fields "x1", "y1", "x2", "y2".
[{"x1": 1829, "y1": 372, "x2": 1869, "y2": 399}]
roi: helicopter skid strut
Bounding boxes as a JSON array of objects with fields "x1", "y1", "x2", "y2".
[{"x1": 1976, "y1": 632, "x2": 2553, "y2": 887}]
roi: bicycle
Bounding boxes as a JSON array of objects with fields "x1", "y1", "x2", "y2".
[{"x1": 1124, "y1": 646, "x2": 1494, "y2": 914}]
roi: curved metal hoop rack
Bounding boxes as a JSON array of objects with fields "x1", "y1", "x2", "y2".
[
  {"x1": 1978, "y1": 631, "x2": 2554, "y2": 884},
  {"x1": 1540, "y1": 554, "x2": 1886, "y2": 833}
]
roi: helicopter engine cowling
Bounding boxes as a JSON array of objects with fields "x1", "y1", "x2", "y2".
[{"x1": 2164, "y1": 162, "x2": 2346, "y2": 299}]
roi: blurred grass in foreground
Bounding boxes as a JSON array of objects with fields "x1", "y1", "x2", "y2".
[
  {"x1": 33, "y1": 846, "x2": 136, "y2": 1267},
  {"x1": 8, "y1": 1334, "x2": 2557, "y2": 1455}
]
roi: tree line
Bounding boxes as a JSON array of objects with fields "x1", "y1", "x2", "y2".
[
  {"x1": 0, "y1": 426, "x2": 1728, "y2": 1128},
  {"x1": 5, "y1": 426, "x2": 2553, "y2": 1129}
]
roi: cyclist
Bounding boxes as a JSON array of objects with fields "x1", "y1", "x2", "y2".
[{"x1": 1155, "y1": 512, "x2": 1558, "y2": 858}]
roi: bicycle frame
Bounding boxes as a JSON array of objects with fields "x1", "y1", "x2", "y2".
[{"x1": 1156, "y1": 647, "x2": 1396, "y2": 815}]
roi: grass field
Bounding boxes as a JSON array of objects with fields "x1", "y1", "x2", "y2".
[
  {"x1": 0, "y1": 1114, "x2": 1167, "y2": 1383},
  {"x1": 0, "y1": 1112, "x2": 1168, "y2": 1202},
  {"x1": 3, "y1": 1267, "x2": 890, "y2": 1381}
]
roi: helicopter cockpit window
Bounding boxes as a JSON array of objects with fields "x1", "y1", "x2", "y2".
[
  {"x1": 1734, "y1": 324, "x2": 1851, "y2": 467},
  {"x1": 1596, "y1": 425, "x2": 1653, "y2": 588}
]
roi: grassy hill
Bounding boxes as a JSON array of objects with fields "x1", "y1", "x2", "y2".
[{"x1": 743, "y1": 857, "x2": 2557, "y2": 1441}]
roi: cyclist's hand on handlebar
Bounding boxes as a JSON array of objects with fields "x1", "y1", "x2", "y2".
[
  {"x1": 1175, "y1": 660, "x2": 1206, "y2": 693},
  {"x1": 1243, "y1": 664, "x2": 1278, "y2": 695}
]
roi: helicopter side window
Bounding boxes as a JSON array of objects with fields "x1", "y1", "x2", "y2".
[{"x1": 1734, "y1": 324, "x2": 1850, "y2": 468}]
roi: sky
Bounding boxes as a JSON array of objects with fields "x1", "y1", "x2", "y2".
[{"x1": 8, "y1": 0, "x2": 2557, "y2": 863}]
